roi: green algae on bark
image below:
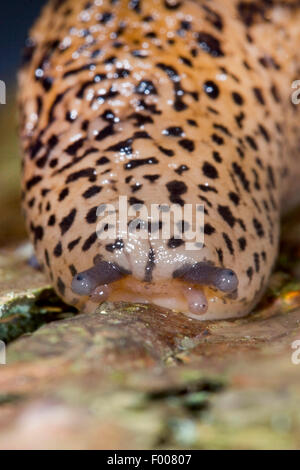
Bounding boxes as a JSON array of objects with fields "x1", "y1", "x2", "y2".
[{"x1": 0, "y1": 245, "x2": 76, "y2": 343}]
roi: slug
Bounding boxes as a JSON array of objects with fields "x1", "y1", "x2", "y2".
[{"x1": 19, "y1": 0, "x2": 300, "y2": 320}]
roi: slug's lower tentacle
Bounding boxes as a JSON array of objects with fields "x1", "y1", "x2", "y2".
[
  {"x1": 89, "y1": 284, "x2": 111, "y2": 303},
  {"x1": 183, "y1": 286, "x2": 208, "y2": 317}
]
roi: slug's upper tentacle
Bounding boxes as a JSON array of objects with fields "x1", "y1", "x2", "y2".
[
  {"x1": 71, "y1": 261, "x2": 129, "y2": 296},
  {"x1": 173, "y1": 263, "x2": 238, "y2": 293}
]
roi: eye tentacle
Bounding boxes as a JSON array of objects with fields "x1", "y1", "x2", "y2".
[
  {"x1": 173, "y1": 263, "x2": 238, "y2": 293},
  {"x1": 71, "y1": 261, "x2": 129, "y2": 296}
]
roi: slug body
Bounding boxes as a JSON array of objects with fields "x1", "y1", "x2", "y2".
[{"x1": 19, "y1": 0, "x2": 300, "y2": 320}]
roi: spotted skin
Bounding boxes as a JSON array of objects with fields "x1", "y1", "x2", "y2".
[{"x1": 19, "y1": 0, "x2": 300, "y2": 320}]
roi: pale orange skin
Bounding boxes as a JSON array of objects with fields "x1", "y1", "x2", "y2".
[{"x1": 19, "y1": 0, "x2": 300, "y2": 319}]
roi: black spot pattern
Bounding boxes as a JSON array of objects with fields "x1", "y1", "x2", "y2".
[
  {"x1": 166, "y1": 180, "x2": 187, "y2": 206},
  {"x1": 59, "y1": 208, "x2": 77, "y2": 235}
]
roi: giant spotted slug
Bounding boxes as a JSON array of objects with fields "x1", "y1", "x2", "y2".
[{"x1": 19, "y1": 0, "x2": 300, "y2": 320}]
